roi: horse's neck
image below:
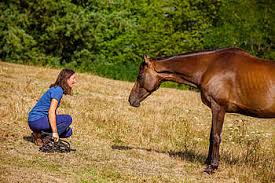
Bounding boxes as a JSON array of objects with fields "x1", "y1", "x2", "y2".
[{"x1": 154, "y1": 55, "x2": 212, "y2": 86}]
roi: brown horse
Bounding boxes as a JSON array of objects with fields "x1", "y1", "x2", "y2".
[{"x1": 128, "y1": 48, "x2": 275, "y2": 174}]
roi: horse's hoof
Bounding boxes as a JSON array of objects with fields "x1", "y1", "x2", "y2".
[{"x1": 204, "y1": 165, "x2": 215, "y2": 174}]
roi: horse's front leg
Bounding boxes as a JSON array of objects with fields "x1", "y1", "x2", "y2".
[
  {"x1": 204, "y1": 100, "x2": 225, "y2": 174},
  {"x1": 205, "y1": 125, "x2": 213, "y2": 165}
]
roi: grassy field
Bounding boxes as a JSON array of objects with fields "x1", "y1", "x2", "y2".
[{"x1": 0, "y1": 61, "x2": 274, "y2": 183}]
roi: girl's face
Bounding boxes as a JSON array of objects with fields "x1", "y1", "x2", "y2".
[{"x1": 67, "y1": 73, "x2": 76, "y2": 88}]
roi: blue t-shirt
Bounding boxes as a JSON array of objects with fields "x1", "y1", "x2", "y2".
[{"x1": 28, "y1": 86, "x2": 64, "y2": 122}]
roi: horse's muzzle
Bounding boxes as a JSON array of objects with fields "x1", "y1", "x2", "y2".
[{"x1": 128, "y1": 97, "x2": 140, "y2": 107}]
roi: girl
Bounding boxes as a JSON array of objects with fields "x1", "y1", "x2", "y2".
[{"x1": 28, "y1": 68, "x2": 76, "y2": 146}]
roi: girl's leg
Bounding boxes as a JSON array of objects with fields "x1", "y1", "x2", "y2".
[
  {"x1": 29, "y1": 115, "x2": 73, "y2": 138},
  {"x1": 28, "y1": 116, "x2": 51, "y2": 145},
  {"x1": 56, "y1": 114, "x2": 73, "y2": 138},
  {"x1": 28, "y1": 116, "x2": 51, "y2": 133},
  {"x1": 60, "y1": 127, "x2": 72, "y2": 138}
]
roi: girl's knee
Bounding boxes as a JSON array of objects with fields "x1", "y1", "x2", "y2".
[
  {"x1": 67, "y1": 115, "x2": 72, "y2": 125},
  {"x1": 60, "y1": 127, "x2": 72, "y2": 138},
  {"x1": 62, "y1": 114, "x2": 72, "y2": 125}
]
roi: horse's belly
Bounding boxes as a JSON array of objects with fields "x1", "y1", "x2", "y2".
[
  {"x1": 234, "y1": 107, "x2": 275, "y2": 118},
  {"x1": 231, "y1": 88, "x2": 275, "y2": 118},
  {"x1": 232, "y1": 71, "x2": 275, "y2": 117}
]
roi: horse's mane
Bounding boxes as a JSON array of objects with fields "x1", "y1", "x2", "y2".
[{"x1": 152, "y1": 47, "x2": 245, "y2": 61}]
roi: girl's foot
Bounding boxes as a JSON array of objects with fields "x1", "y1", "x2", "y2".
[{"x1": 32, "y1": 132, "x2": 43, "y2": 146}]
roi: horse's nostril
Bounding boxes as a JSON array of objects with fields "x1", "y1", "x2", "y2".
[
  {"x1": 131, "y1": 102, "x2": 140, "y2": 107},
  {"x1": 129, "y1": 98, "x2": 140, "y2": 107}
]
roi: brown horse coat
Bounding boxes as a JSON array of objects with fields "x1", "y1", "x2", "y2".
[{"x1": 129, "y1": 48, "x2": 275, "y2": 173}]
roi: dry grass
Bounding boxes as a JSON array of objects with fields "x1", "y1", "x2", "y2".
[{"x1": 0, "y1": 61, "x2": 274, "y2": 183}]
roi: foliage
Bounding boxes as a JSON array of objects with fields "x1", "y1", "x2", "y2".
[
  {"x1": 203, "y1": 0, "x2": 275, "y2": 59},
  {"x1": 0, "y1": 0, "x2": 274, "y2": 82}
]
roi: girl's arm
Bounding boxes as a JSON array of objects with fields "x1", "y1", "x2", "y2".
[{"x1": 48, "y1": 99, "x2": 59, "y2": 142}]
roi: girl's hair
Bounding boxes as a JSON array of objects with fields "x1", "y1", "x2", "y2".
[{"x1": 50, "y1": 68, "x2": 75, "y2": 95}]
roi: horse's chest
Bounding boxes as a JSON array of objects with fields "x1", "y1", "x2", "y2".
[{"x1": 201, "y1": 74, "x2": 232, "y2": 100}]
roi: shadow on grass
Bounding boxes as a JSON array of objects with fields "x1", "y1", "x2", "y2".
[
  {"x1": 23, "y1": 135, "x2": 33, "y2": 143},
  {"x1": 111, "y1": 145, "x2": 241, "y2": 166},
  {"x1": 111, "y1": 145, "x2": 206, "y2": 164}
]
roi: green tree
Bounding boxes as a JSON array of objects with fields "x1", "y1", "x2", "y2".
[
  {"x1": 1, "y1": 0, "x2": 272, "y2": 82},
  {"x1": 203, "y1": 0, "x2": 275, "y2": 59}
]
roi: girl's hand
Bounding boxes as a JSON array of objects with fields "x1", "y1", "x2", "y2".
[{"x1": 52, "y1": 132, "x2": 59, "y2": 142}]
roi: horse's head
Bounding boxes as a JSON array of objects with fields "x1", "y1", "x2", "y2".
[{"x1": 129, "y1": 55, "x2": 162, "y2": 107}]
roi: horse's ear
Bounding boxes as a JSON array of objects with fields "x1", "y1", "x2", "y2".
[{"x1": 143, "y1": 55, "x2": 151, "y2": 64}]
